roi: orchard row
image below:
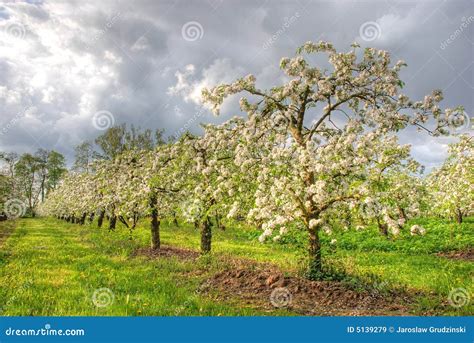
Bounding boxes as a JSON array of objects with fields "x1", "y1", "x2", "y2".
[{"x1": 41, "y1": 42, "x2": 473, "y2": 278}]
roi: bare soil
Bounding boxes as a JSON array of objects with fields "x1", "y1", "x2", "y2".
[
  {"x1": 436, "y1": 248, "x2": 474, "y2": 261},
  {"x1": 134, "y1": 245, "x2": 200, "y2": 260},
  {"x1": 200, "y1": 263, "x2": 415, "y2": 316},
  {"x1": 133, "y1": 246, "x2": 422, "y2": 315}
]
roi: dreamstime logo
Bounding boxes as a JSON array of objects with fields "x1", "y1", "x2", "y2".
[
  {"x1": 172, "y1": 105, "x2": 206, "y2": 140},
  {"x1": 360, "y1": 198, "x2": 383, "y2": 217},
  {"x1": 92, "y1": 288, "x2": 115, "y2": 308},
  {"x1": 448, "y1": 287, "x2": 470, "y2": 308},
  {"x1": 270, "y1": 287, "x2": 292, "y2": 308},
  {"x1": 0, "y1": 106, "x2": 30, "y2": 136},
  {"x1": 0, "y1": 279, "x2": 33, "y2": 314},
  {"x1": 3, "y1": 199, "x2": 27, "y2": 219},
  {"x1": 447, "y1": 110, "x2": 470, "y2": 133},
  {"x1": 85, "y1": 12, "x2": 122, "y2": 49},
  {"x1": 262, "y1": 12, "x2": 300, "y2": 50},
  {"x1": 181, "y1": 21, "x2": 204, "y2": 42},
  {"x1": 359, "y1": 21, "x2": 381, "y2": 42},
  {"x1": 92, "y1": 110, "x2": 115, "y2": 130},
  {"x1": 3, "y1": 22, "x2": 27, "y2": 39},
  {"x1": 372, "y1": 280, "x2": 389, "y2": 294},
  {"x1": 440, "y1": 16, "x2": 474, "y2": 50},
  {"x1": 207, "y1": 0, "x2": 223, "y2": 10}
]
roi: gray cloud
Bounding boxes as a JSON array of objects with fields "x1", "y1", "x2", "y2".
[{"x1": 0, "y1": 0, "x2": 472, "y2": 170}]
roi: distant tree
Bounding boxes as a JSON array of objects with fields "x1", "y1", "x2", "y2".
[
  {"x1": 46, "y1": 151, "x2": 67, "y2": 194},
  {"x1": 0, "y1": 174, "x2": 12, "y2": 220},
  {"x1": 0, "y1": 152, "x2": 18, "y2": 197},
  {"x1": 0, "y1": 152, "x2": 18, "y2": 179},
  {"x1": 15, "y1": 153, "x2": 41, "y2": 217},
  {"x1": 69, "y1": 125, "x2": 164, "y2": 170},
  {"x1": 72, "y1": 141, "x2": 95, "y2": 173},
  {"x1": 3, "y1": 149, "x2": 67, "y2": 217},
  {"x1": 35, "y1": 149, "x2": 49, "y2": 203},
  {"x1": 124, "y1": 126, "x2": 165, "y2": 151},
  {"x1": 32, "y1": 149, "x2": 67, "y2": 202},
  {"x1": 95, "y1": 125, "x2": 128, "y2": 160}
]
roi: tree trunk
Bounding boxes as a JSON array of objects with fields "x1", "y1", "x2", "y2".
[
  {"x1": 89, "y1": 213, "x2": 95, "y2": 223},
  {"x1": 215, "y1": 214, "x2": 225, "y2": 231},
  {"x1": 41, "y1": 175, "x2": 46, "y2": 203},
  {"x1": 131, "y1": 213, "x2": 139, "y2": 230},
  {"x1": 456, "y1": 209, "x2": 463, "y2": 224},
  {"x1": 308, "y1": 225, "x2": 322, "y2": 279},
  {"x1": 80, "y1": 213, "x2": 86, "y2": 225},
  {"x1": 150, "y1": 195, "x2": 160, "y2": 250},
  {"x1": 398, "y1": 206, "x2": 407, "y2": 222},
  {"x1": 109, "y1": 215, "x2": 117, "y2": 231},
  {"x1": 118, "y1": 216, "x2": 129, "y2": 228},
  {"x1": 173, "y1": 212, "x2": 179, "y2": 227},
  {"x1": 377, "y1": 217, "x2": 389, "y2": 236},
  {"x1": 200, "y1": 217, "x2": 212, "y2": 254},
  {"x1": 97, "y1": 210, "x2": 104, "y2": 228}
]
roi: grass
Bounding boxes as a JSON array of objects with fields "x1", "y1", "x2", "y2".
[
  {"x1": 0, "y1": 216, "x2": 472, "y2": 316},
  {"x1": 0, "y1": 219, "x2": 289, "y2": 316}
]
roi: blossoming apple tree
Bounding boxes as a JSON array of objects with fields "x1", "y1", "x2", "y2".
[
  {"x1": 428, "y1": 135, "x2": 473, "y2": 223},
  {"x1": 202, "y1": 41, "x2": 460, "y2": 278},
  {"x1": 179, "y1": 119, "x2": 254, "y2": 253}
]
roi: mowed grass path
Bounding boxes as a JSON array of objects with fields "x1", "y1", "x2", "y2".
[
  {"x1": 0, "y1": 218, "x2": 281, "y2": 316},
  {"x1": 0, "y1": 217, "x2": 472, "y2": 315}
]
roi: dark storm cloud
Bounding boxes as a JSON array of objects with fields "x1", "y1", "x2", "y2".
[{"x1": 0, "y1": 0, "x2": 471, "y2": 169}]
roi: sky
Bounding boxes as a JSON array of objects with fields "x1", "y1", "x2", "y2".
[{"x1": 0, "y1": 0, "x2": 472, "y2": 170}]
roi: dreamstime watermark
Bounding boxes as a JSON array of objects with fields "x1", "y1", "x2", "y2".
[
  {"x1": 3, "y1": 198, "x2": 27, "y2": 219},
  {"x1": 372, "y1": 280, "x2": 389, "y2": 294},
  {"x1": 360, "y1": 198, "x2": 383, "y2": 217},
  {"x1": 172, "y1": 105, "x2": 206, "y2": 140},
  {"x1": 2, "y1": 22, "x2": 27, "y2": 39},
  {"x1": 174, "y1": 286, "x2": 204, "y2": 315},
  {"x1": 440, "y1": 16, "x2": 474, "y2": 50},
  {"x1": 181, "y1": 21, "x2": 204, "y2": 42},
  {"x1": 5, "y1": 324, "x2": 85, "y2": 337},
  {"x1": 448, "y1": 287, "x2": 470, "y2": 308},
  {"x1": 0, "y1": 279, "x2": 33, "y2": 314},
  {"x1": 92, "y1": 288, "x2": 115, "y2": 308},
  {"x1": 269, "y1": 287, "x2": 292, "y2": 308},
  {"x1": 92, "y1": 110, "x2": 115, "y2": 130},
  {"x1": 446, "y1": 110, "x2": 471, "y2": 133},
  {"x1": 85, "y1": 12, "x2": 122, "y2": 49},
  {"x1": 263, "y1": 12, "x2": 300, "y2": 50},
  {"x1": 207, "y1": 0, "x2": 223, "y2": 11},
  {"x1": 359, "y1": 21, "x2": 381, "y2": 42},
  {"x1": 0, "y1": 106, "x2": 31, "y2": 136}
]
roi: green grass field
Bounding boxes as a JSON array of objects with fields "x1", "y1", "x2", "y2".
[{"x1": 0, "y1": 217, "x2": 472, "y2": 316}]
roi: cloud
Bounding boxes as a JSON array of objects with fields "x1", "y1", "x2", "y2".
[
  {"x1": 0, "y1": 0, "x2": 470, "y2": 169},
  {"x1": 168, "y1": 59, "x2": 245, "y2": 107}
]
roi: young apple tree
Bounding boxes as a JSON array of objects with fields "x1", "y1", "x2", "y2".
[
  {"x1": 428, "y1": 134, "x2": 473, "y2": 223},
  {"x1": 179, "y1": 119, "x2": 248, "y2": 254},
  {"x1": 202, "y1": 41, "x2": 460, "y2": 278}
]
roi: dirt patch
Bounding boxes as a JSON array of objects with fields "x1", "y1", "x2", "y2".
[
  {"x1": 134, "y1": 246, "x2": 200, "y2": 261},
  {"x1": 0, "y1": 220, "x2": 16, "y2": 247},
  {"x1": 436, "y1": 248, "x2": 474, "y2": 261},
  {"x1": 201, "y1": 265, "x2": 414, "y2": 315}
]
